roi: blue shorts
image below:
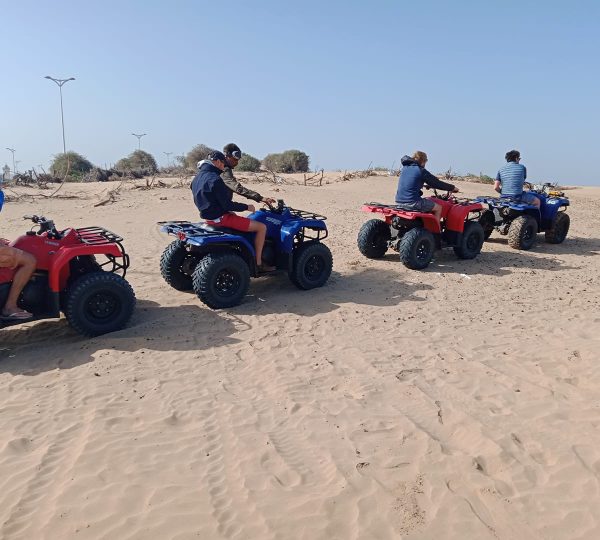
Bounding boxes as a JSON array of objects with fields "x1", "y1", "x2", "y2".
[
  {"x1": 395, "y1": 198, "x2": 436, "y2": 213},
  {"x1": 505, "y1": 192, "x2": 538, "y2": 205}
]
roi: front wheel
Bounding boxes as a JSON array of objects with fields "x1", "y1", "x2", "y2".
[
  {"x1": 454, "y1": 221, "x2": 485, "y2": 259},
  {"x1": 192, "y1": 252, "x2": 250, "y2": 309},
  {"x1": 289, "y1": 242, "x2": 333, "y2": 290},
  {"x1": 399, "y1": 227, "x2": 435, "y2": 270},
  {"x1": 508, "y1": 215, "x2": 537, "y2": 250},
  {"x1": 64, "y1": 272, "x2": 136, "y2": 336},
  {"x1": 357, "y1": 219, "x2": 391, "y2": 258},
  {"x1": 545, "y1": 212, "x2": 570, "y2": 244}
]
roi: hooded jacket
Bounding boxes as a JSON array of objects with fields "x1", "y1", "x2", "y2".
[
  {"x1": 191, "y1": 162, "x2": 249, "y2": 220},
  {"x1": 197, "y1": 160, "x2": 263, "y2": 202},
  {"x1": 395, "y1": 156, "x2": 455, "y2": 204}
]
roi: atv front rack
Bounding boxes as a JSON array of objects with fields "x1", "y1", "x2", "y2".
[
  {"x1": 287, "y1": 207, "x2": 327, "y2": 220},
  {"x1": 76, "y1": 226, "x2": 124, "y2": 245},
  {"x1": 75, "y1": 226, "x2": 130, "y2": 276}
]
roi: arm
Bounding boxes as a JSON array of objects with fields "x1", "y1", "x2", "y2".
[
  {"x1": 422, "y1": 169, "x2": 455, "y2": 191},
  {"x1": 494, "y1": 171, "x2": 502, "y2": 193},
  {"x1": 214, "y1": 178, "x2": 249, "y2": 213},
  {"x1": 221, "y1": 167, "x2": 263, "y2": 203}
]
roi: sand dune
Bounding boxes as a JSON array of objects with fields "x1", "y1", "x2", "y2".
[{"x1": 1, "y1": 175, "x2": 599, "y2": 539}]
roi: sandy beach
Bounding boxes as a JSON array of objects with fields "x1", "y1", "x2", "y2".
[{"x1": 1, "y1": 174, "x2": 599, "y2": 539}]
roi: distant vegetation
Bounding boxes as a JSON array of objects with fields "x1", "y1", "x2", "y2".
[
  {"x1": 185, "y1": 144, "x2": 216, "y2": 169},
  {"x1": 237, "y1": 154, "x2": 261, "y2": 172},
  {"x1": 262, "y1": 149, "x2": 310, "y2": 173},
  {"x1": 115, "y1": 150, "x2": 158, "y2": 173},
  {"x1": 50, "y1": 151, "x2": 93, "y2": 181}
]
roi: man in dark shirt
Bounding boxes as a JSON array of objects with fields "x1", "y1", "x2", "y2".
[
  {"x1": 395, "y1": 151, "x2": 458, "y2": 222},
  {"x1": 222, "y1": 143, "x2": 276, "y2": 206},
  {"x1": 191, "y1": 151, "x2": 275, "y2": 271}
]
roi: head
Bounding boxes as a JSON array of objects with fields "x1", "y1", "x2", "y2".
[
  {"x1": 208, "y1": 150, "x2": 226, "y2": 171},
  {"x1": 223, "y1": 143, "x2": 242, "y2": 168},
  {"x1": 505, "y1": 150, "x2": 521, "y2": 163},
  {"x1": 412, "y1": 151, "x2": 428, "y2": 167}
]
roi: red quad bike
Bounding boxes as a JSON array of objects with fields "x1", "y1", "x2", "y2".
[
  {"x1": 357, "y1": 191, "x2": 486, "y2": 269},
  {"x1": 0, "y1": 214, "x2": 135, "y2": 336}
]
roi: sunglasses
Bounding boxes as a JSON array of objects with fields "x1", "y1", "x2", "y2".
[{"x1": 230, "y1": 150, "x2": 242, "y2": 159}]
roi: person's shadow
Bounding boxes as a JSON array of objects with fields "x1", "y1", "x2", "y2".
[{"x1": 0, "y1": 301, "x2": 241, "y2": 376}]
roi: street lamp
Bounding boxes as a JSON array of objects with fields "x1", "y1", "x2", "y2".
[
  {"x1": 163, "y1": 151, "x2": 173, "y2": 166},
  {"x1": 5, "y1": 148, "x2": 15, "y2": 175},
  {"x1": 15, "y1": 161, "x2": 21, "y2": 174},
  {"x1": 44, "y1": 75, "x2": 75, "y2": 155},
  {"x1": 132, "y1": 133, "x2": 146, "y2": 150}
]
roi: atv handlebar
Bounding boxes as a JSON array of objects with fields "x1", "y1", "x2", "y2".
[{"x1": 23, "y1": 214, "x2": 61, "y2": 238}]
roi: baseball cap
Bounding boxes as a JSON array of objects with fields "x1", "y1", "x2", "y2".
[{"x1": 208, "y1": 150, "x2": 226, "y2": 162}]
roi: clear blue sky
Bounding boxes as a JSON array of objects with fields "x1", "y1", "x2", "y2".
[{"x1": 2, "y1": 0, "x2": 599, "y2": 184}]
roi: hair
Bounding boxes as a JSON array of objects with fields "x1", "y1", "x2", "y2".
[
  {"x1": 223, "y1": 143, "x2": 241, "y2": 156},
  {"x1": 412, "y1": 151, "x2": 428, "y2": 165},
  {"x1": 505, "y1": 150, "x2": 520, "y2": 162}
]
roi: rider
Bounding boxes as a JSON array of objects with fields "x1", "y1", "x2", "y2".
[
  {"x1": 191, "y1": 151, "x2": 275, "y2": 272},
  {"x1": 221, "y1": 143, "x2": 276, "y2": 207},
  {"x1": 494, "y1": 150, "x2": 540, "y2": 208},
  {"x1": 0, "y1": 189, "x2": 36, "y2": 320},
  {"x1": 395, "y1": 151, "x2": 458, "y2": 222}
]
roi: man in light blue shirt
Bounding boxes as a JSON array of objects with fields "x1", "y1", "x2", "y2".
[{"x1": 494, "y1": 150, "x2": 540, "y2": 207}]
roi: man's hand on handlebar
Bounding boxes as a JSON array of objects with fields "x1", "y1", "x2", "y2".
[
  {"x1": 262, "y1": 197, "x2": 276, "y2": 206},
  {"x1": 247, "y1": 204, "x2": 256, "y2": 213},
  {"x1": 452, "y1": 187, "x2": 460, "y2": 193}
]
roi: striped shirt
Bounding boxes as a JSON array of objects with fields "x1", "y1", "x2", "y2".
[{"x1": 496, "y1": 162, "x2": 527, "y2": 197}]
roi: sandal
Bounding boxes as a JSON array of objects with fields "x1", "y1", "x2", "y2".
[
  {"x1": 1, "y1": 310, "x2": 33, "y2": 321},
  {"x1": 258, "y1": 264, "x2": 276, "y2": 273}
]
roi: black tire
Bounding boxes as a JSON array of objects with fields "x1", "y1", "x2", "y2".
[
  {"x1": 454, "y1": 221, "x2": 485, "y2": 259},
  {"x1": 508, "y1": 215, "x2": 537, "y2": 250},
  {"x1": 545, "y1": 212, "x2": 570, "y2": 244},
  {"x1": 289, "y1": 242, "x2": 333, "y2": 290},
  {"x1": 64, "y1": 272, "x2": 136, "y2": 336},
  {"x1": 399, "y1": 227, "x2": 435, "y2": 270},
  {"x1": 357, "y1": 219, "x2": 391, "y2": 259},
  {"x1": 478, "y1": 210, "x2": 495, "y2": 240},
  {"x1": 192, "y1": 252, "x2": 250, "y2": 309},
  {"x1": 160, "y1": 240, "x2": 198, "y2": 291}
]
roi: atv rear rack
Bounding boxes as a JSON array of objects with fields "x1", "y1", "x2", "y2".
[{"x1": 159, "y1": 221, "x2": 229, "y2": 237}]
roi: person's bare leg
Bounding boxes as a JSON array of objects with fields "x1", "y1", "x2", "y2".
[
  {"x1": 2, "y1": 250, "x2": 35, "y2": 316},
  {"x1": 247, "y1": 221, "x2": 274, "y2": 269},
  {"x1": 432, "y1": 202, "x2": 443, "y2": 223}
]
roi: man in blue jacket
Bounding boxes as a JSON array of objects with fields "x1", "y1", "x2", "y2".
[
  {"x1": 395, "y1": 151, "x2": 458, "y2": 222},
  {"x1": 191, "y1": 151, "x2": 274, "y2": 271}
]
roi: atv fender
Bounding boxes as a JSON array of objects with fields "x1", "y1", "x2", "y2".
[{"x1": 280, "y1": 219, "x2": 327, "y2": 252}]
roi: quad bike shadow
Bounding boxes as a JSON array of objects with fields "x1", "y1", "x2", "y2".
[
  {"x1": 0, "y1": 301, "x2": 241, "y2": 376},
  {"x1": 230, "y1": 267, "x2": 435, "y2": 316}
]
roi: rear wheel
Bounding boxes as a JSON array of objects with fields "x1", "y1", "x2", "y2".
[
  {"x1": 399, "y1": 227, "x2": 435, "y2": 270},
  {"x1": 64, "y1": 272, "x2": 136, "y2": 336},
  {"x1": 192, "y1": 252, "x2": 250, "y2": 309},
  {"x1": 357, "y1": 219, "x2": 391, "y2": 258},
  {"x1": 508, "y1": 215, "x2": 537, "y2": 250},
  {"x1": 478, "y1": 210, "x2": 495, "y2": 240},
  {"x1": 454, "y1": 221, "x2": 485, "y2": 259},
  {"x1": 545, "y1": 212, "x2": 570, "y2": 244},
  {"x1": 160, "y1": 240, "x2": 198, "y2": 291},
  {"x1": 289, "y1": 242, "x2": 333, "y2": 290}
]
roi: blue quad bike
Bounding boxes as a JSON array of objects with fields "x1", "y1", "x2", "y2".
[
  {"x1": 158, "y1": 200, "x2": 333, "y2": 308},
  {"x1": 476, "y1": 183, "x2": 570, "y2": 250}
]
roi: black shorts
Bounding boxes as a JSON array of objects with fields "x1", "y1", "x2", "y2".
[{"x1": 395, "y1": 198, "x2": 436, "y2": 212}]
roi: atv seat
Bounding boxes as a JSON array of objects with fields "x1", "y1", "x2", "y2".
[{"x1": 201, "y1": 224, "x2": 255, "y2": 239}]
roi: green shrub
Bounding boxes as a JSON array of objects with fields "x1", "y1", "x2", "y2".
[
  {"x1": 185, "y1": 144, "x2": 216, "y2": 169},
  {"x1": 50, "y1": 151, "x2": 93, "y2": 179},
  {"x1": 479, "y1": 174, "x2": 495, "y2": 184},
  {"x1": 262, "y1": 149, "x2": 310, "y2": 173},
  {"x1": 115, "y1": 150, "x2": 158, "y2": 172},
  {"x1": 237, "y1": 154, "x2": 261, "y2": 172}
]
